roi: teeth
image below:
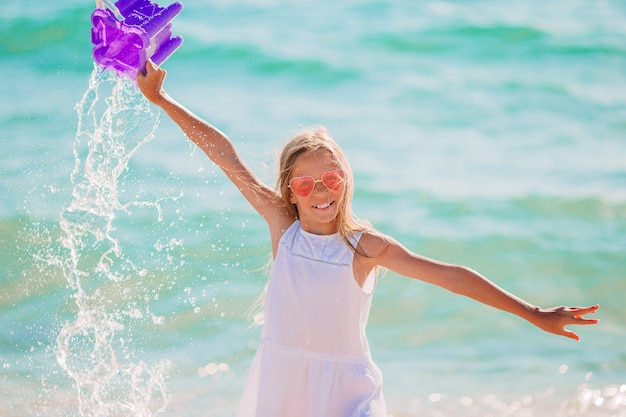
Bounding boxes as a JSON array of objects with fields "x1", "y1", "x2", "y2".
[{"x1": 313, "y1": 202, "x2": 332, "y2": 209}]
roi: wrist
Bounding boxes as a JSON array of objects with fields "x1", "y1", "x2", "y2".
[
  {"x1": 524, "y1": 305, "x2": 543, "y2": 325},
  {"x1": 148, "y1": 90, "x2": 170, "y2": 107}
]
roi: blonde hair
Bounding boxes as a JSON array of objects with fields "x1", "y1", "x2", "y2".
[{"x1": 277, "y1": 126, "x2": 372, "y2": 249}]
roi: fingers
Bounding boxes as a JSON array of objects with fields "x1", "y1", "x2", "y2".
[
  {"x1": 144, "y1": 58, "x2": 159, "y2": 75},
  {"x1": 137, "y1": 59, "x2": 165, "y2": 83},
  {"x1": 560, "y1": 304, "x2": 599, "y2": 341},
  {"x1": 576, "y1": 317, "x2": 599, "y2": 325},
  {"x1": 571, "y1": 304, "x2": 600, "y2": 314},
  {"x1": 136, "y1": 59, "x2": 168, "y2": 103},
  {"x1": 540, "y1": 304, "x2": 599, "y2": 341},
  {"x1": 562, "y1": 329, "x2": 580, "y2": 341},
  {"x1": 582, "y1": 304, "x2": 600, "y2": 315},
  {"x1": 570, "y1": 304, "x2": 600, "y2": 324}
]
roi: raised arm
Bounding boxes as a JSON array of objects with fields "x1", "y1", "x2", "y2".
[
  {"x1": 357, "y1": 233, "x2": 599, "y2": 341},
  {"x1": 136, "y1": 61, "x2": 293, "y2": 245}
]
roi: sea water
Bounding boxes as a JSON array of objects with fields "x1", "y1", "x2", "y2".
[{"x1": 1, "y1": 1, "x2": 625, "y2": 416}]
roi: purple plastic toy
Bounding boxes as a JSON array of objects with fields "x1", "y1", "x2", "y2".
[{"x1": 91, "y1": 0, "x2": 184, "y2": 79}]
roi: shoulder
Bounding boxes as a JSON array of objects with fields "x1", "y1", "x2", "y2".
[
  {"x1": 355, "y1": 229, "x2": 394, "y2": 259},
  {"x1": 351, "y1": 229, "x2": 395, "y2": 279}
]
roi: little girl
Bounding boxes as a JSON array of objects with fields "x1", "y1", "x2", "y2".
[{"x1": 137, "y1": 60, "x2": 599, "y2": 417}]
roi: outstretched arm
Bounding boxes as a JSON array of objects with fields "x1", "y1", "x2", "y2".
[
  {"x1": 358, "y1": 233, "x2": 599, "y2": 341},
  {"x1": 136, "y1": 61, "x2": 292, "y2": 239}
]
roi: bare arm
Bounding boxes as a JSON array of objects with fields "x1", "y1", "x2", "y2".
[
  {"x1": 136, "y1": 61, "x2": 294, "y2": 250},
  {"x1": 358, "y1": 233, "x2": 599, "y2": 340}
]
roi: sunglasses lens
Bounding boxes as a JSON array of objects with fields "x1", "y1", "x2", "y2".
[
  {"x1": 290, "y1": 176, "x2": 315, "y2": 197},
  {"x1": 322, "y1": 170, "x2": 344, "y2": 190}
]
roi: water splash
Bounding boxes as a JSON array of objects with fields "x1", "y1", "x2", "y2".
[{"x1": 52, "y1": 65, "x2": 172, "y2": 417}]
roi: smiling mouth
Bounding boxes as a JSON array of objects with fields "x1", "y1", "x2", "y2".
[{"x1": 313, "y1": 201, "x2": 334, "y2": 209}]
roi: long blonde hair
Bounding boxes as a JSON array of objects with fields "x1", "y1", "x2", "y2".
[{"x1": 276, "y1": 126, "x2": 372, "y2": 249}]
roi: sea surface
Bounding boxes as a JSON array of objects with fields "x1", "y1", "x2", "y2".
[{"x1": 1, "y1": 1, "x2": 625, "y2": 416}]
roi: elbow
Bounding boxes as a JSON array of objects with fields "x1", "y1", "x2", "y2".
[{"x1": 445, "y1": 265, "x2": 477, "y2": 295}]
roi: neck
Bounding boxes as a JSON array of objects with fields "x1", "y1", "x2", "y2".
[{"x1": 298, "y1": 218, "x2": 339, "y2": 235}]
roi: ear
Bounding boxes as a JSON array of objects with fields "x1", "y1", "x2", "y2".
[{"x1": 289, "y1": 192, "x2": 297, "y2": 205}]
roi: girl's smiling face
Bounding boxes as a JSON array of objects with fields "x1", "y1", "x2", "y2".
[{"x1": 288, "y1": 150, "x2": 345, "y2": 235}]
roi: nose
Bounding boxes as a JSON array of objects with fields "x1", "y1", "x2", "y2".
[{"x1": 312, "y1": 179, "x2": 327, "y2": 194}]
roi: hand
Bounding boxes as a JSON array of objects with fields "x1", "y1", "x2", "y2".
[
  {"x1": 534, "y1": 304, "x2": 599, "y2": 341},
  {"x1": 136, "y1": 59, "x2": 167, "y2": 104}
]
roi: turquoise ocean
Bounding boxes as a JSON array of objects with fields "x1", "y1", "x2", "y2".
[{"x1": 1, "y1": 1, "x2": 625, "y2": 416}]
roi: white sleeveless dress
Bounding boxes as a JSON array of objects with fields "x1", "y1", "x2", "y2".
[{"x1": 236, "y1": 220, "x2": 387, "y2": 417}]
